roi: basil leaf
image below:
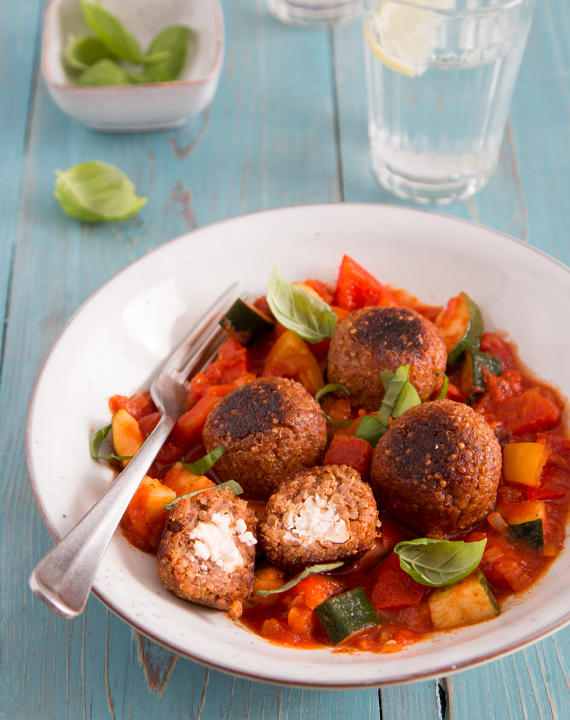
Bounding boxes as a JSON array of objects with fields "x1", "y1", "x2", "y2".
[
  {"x1": 380, "y1": 369, "x2": 395, "y2": 391},
  {"x1": 394, "y1": 538, "x2": 487, "y2": 587},
  {"x1": 181, "y1": 446, "x2": 225, "y2": 475},
  {"x1": 377, "y1": 365, "x2": 409, "y2": 426},
  {"x1": 81, "y1": 1, "x2": 169, "y2": 65},
  {"x1": 90, "y1": 423, "x2": 132, "y2": 462},
  {"x1": 54, "y1": 161, "x2": 147, "y2": 222},
  {"x1": 64, "y1": 35, "x2": 118, "y2": 72},
  {"x1": 164, "y1": 480, "x2": 243, "y2": 510},
  {"x1": 392, "y1": 381, "x2": 421, "y2": 418},
  {"x1": 315, "y1": 382, "x2": 351, "y2": 403},
  {"x1": 77, "y1": 58, "x2": 132, "y2": 86},
  {"x1": 355, "y1": 414, "x2": 386, "y2": 447},
  {"x1": 266, "y1": 266, "x2": 337, "y2": 344},
  {"x1": 144, "y1": 26, "x2": 194, "y2": 82},
  {"x1": 436, "y1": 373, "x2": 450, "y2": 400},
  {"x1": 255, "y1": 562, "x2": 344, "y2": 598}
]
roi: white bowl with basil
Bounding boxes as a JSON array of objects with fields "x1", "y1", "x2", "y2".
[
  {"x1": 42, "y1": 0, "x2": 224, "y2": 131},
  {"x1": 27, "y1": 204, "x2": 570, "y2": 688}
]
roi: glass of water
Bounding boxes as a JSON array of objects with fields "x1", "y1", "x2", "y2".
[
  {"x1": 267, "y1": 0, "x2": 362, "y2": 27},
  {"x1": 364, "y1": 0, "x2": 537, "y2": 204}
]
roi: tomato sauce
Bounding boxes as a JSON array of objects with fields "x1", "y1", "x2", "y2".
[{"x1": 104, "y1": 255, "x2": 570, "y2": 654}]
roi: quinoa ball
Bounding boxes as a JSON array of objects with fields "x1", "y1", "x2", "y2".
[
  {"x1": 370, "y1": 399, "x2": 502, "y2": 537},
  {"x1": 202, "y1": 377, "x2": 328, "y2": 500},
  {"x1": 260, "y1": 465, "x2": 380, "y2": 572},
  {"x1": 156, "y1": 488, "x2": 257, "y2": 617},
  {"x1": 327, "y1": 306, "x2": 447, "y2": 412}
]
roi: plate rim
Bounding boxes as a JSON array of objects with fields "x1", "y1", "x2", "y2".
[{"x1": 26, "y1": 201, "x2": 570, "y2": 688}]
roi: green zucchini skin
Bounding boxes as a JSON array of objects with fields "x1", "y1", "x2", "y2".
[
  {"x1": 315, "y1": 587, "x2": 382, "y2": 645},
  {"x1": 459, "y1": 349, "x2": 502, "y2": 403},
  {"x1": 511, "y1": 519, "x2": 544, "y2": 550},
  {"x1": 219, "y1": 298, "x2": 274, "y2": 347},
  {"x1": 445, "y1": 293, "x2": 484, "y2": 368},
  {"x1": 428, "y1": 569, "x2": 499, "y2": 630}
]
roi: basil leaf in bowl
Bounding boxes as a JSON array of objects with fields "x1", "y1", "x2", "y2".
[
  {"x1": 267, "y1": 265, "x2": 338, "y2": 343},
  {"x1": 64, "y1": 35, "x2": 118, "y2": 72},
  {"x1": 395, "y1": 538, "x2": 487, "y2": 587},
  {"x1": 54, "y1": 161, "x2": 147, "y2": 222},
  {"x1": 144, "y1": 26, "x2": 196, "y2": 82},
  {"x1": 77, "y1": 59, "x2": 132, "y2": 87}
]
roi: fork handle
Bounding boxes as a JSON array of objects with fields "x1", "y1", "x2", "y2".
[{"x1": 29, "y1": 413, "x2": 175, "y2": 618}]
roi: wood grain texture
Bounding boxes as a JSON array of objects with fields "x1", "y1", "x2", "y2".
[{"x1": 2, "y1": 0, "x2": 570, "y2": 717}]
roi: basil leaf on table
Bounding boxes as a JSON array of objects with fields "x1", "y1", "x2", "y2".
[
  {"x1": 144, "y1": 26, "x2": 194, "y2": 82},
  {"x1": 81, "y1": 0, "x2": 170, "y2": 65},
  {"x1": 164, "y1": 480, "x2": 243, "y2": 510},
  {"x1": 54, "y1": 161, "x2": 147, "y2": 222},
  {"x1": 266, "y1": 265, "x2": 338, "y2": 343},
  {"x1": 89, "y1": 424, "x2": 132, "y2": 462},
  {"x1": 255, "y1": 562, "x2": 344, "y2": 598},
  {"x1": 64, "y1": 35, "x2": 118, "y2": 72},
  {"x1": 394, "y1": 538, "x2": 487, "y2": 587},
  {"x1": 181, "y1": 445, "x2": 225, "y2": 475},
  {"x1": 77, "y1": 59, "x2": 132, "y2": 87}
]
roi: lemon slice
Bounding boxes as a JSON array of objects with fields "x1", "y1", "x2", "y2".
[{"x1": 364, "y1": 0, "x2": 454, "y2": 78}]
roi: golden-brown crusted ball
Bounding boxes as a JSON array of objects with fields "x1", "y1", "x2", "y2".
[
  {"x1": 327, "y1": 306, "x2": 447, "y2": 412},
  {"x1": 260, "y1": 465, "x2": 379, "y2": 572},
  {"x1": 370, "y1": 399, "x2": 502, "y2": 537},
  {"x1": 202, "y1": 377, "x2": 327, "y2": 500}
]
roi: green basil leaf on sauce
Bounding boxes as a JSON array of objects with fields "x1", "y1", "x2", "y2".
[
  {"x1": 394, "y1": 538, "x2": 487, "y2": 587},
  {"x1": 266, "y1": 266, "x2": 338, "y2": 344},
  {"x1": 255, "y1": 562, "x2": 344, "y2": 598},
  {"x1": 76, "y1": 58, "x2": 132, "y2": 86},
  {"x1": 435, "y1": 373, "x2": 450, "y2": 400},
  {"x1": 164, "y1": 480, "x2": 243, "y2": 510},
  {"x1": 377, "y1": 365, "x2": 410, "y2": 426},
  {"x1": 392, "y1": 381, "x2": 421, "y2": 418},
  {"x1": 54, "y1": 161, "x2": 147, "y2": 222},
  {"x1": 64, "y1": 35, "x2": 118, "y2": 72},
  {"x1": 355, "y1": 414, "x2": 386, "y2": 447},
  {"x1": 144, "y1": 26, "x2": 194, "y2": 82},
  {"x1": 81, "y1": 0, "x2": 169, "y2": 65},
  {"x1": 181, "y1": 445, "x2": 225, "y2": 475},
  {"x1": 90, "y1": 423, "x2": 133, "y2": 462}
]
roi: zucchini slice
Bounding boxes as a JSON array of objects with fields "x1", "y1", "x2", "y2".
[
  {"x1": 315, "y1": 587, "x2": 382, "y2": 645},
  {"x1": 219, "y1": 298, "x2": 274, "y2": 347},
  {"x1": 436, "y1": 292, "x2": 484, "y2": 368},
  {"x1": 458, "y1": 350, "x2": 502, "y2": 403},
  {"x1": 501, "y1": 501, "x2": 546, "y2": 550},
  {"x1": 429, "y1": 569, "x2": 499, "y2": 630}
]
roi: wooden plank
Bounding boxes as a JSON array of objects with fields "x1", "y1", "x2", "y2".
[{"x1": 381, "y1": 680, "x2": 443, "y2": 720}]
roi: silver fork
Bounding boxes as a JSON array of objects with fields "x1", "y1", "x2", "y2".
[{"x1": 29, "y1": 282, "x2": 241, "y2": 619}]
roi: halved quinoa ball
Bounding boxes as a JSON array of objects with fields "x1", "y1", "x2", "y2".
[
  {"x1": 260, "y1": 465, "x2": 380, "y2": 572},
  {"x1": 202, "y1": 377, "x2": 328, "y2": 500},
  {"x1": 327, "y1": 306, "x2": 447, "y2": 412},
  {"x1": 370, "y1": 399, "x2": 502, "y2": 537},
  {"x1": 156, "y1": 488, "x2": 257, "y2": 617}
]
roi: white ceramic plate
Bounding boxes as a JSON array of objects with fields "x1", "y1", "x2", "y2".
[{"x1": 27, "y1": 204, "x2": 570, "y2": 688}]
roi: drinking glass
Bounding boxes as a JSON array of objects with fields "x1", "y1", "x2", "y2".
[
  {"x1": 267, "y1": 0, "x2": 362, "y2": 27},
  {"x1": 363, "y1": 0, "x2": 537, "y2": 204}
]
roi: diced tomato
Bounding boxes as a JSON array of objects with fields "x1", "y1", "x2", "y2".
[
  {"x1": 396, "y1": 603, "x2": 433, "y2": 633},
  {"x1": 332, "y1": 255, "x2": 400, "y2": 311},
  {"x1": 288, "y1": 574, "x2": 345, "y2": 610},
  {"x1": 322, "y1": 396, "x2": 355, "y2": 425},
  {"x1": 323, "y1": 435, "x2": 373, "y2": 480},
  {"x1": 254, "y1": 295, "x2": 273, "y2": 319},
  {"x1": 171, "y1": 393, "x2": 221, "y2": 447},
  {"x1": 186, "y1": 340, "x2": 250, "y2": 407},
  {"x1": 478, "y1": 532, "x2": 544, "y2": 593},
  {"x1": 480, "y1": 332, "x2": 517, "y2": 371},
  {"x1": 138, "y1": 411, "x2": 161, "y2": 438},
  {"x1": 493, "y1": 390, "x2": 561, "y2": 435},
  {"x1": 262, "y1": 329, "x2": 324, "y2": 395},
  {"x1": 526, "y1": 486, "x2": 567, "y2": 501},
  {"x1": 370, "y1": 553, "x2": 428, "y2": 609},
  {"x1": 109, "y1": 390, "x2": 156, "y2": 420},
  {"x1": 287, "y1": 606, "x2": 318, "y2": 638},
  {"x1": 380, "y1": 515, "x2": 411, "y2": 550},
  {"x1": 388, "y1": 287, "x2": 442, "y2": 323}
]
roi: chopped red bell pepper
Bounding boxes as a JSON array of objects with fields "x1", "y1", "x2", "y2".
[
  {"x1": 370, "y1": 553, "x2": 428, "y2": 610},
  {"x1": 171, "y1": 393, "x2": 221, "y2": 448},
  {"x1": 323, "y1": 435, "x2": 373, "y2": 480},
  {"x1": 332, "y1": 255, "x2": 400, "y2": 311},
  {"x1": 493, "y1": 390, "x2": 561, "y2": 435}
]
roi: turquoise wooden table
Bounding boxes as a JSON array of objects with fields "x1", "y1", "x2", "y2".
[{"x1": 2, "y1": 0, "x2": 570, "y2": 717}]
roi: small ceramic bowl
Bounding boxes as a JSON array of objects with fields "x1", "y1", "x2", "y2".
[{"x1": 42, "y1": 0, "x2": 224, "y2": 132}]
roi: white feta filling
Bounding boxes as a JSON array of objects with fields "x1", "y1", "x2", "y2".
[
  {"x1": 189, "y1": 511, "x2": 256, "y2": 573},
  {"x1": 283, "y1": 493, "x2": 349, "y2": 544}
]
